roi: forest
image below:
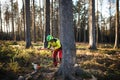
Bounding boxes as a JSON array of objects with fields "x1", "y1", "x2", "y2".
[{"x1": 0, "y1": 0, "x2": 120, "y2": 80}]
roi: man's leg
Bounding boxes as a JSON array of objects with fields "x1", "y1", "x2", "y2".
[
  {"x1": 53, "y1": 50, "x2": 58, "y2": 67},
  {"x1": 58, "y1": 49, "x2": 62, "y2": 63}
]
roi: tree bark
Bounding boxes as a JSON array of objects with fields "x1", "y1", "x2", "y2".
[
  {"x1": 11, "y1": 0, "x2": 15, "y2": 41},
  {"x1": 22, "y1": 0, "x2": 26, "y2": 41},
  {"x1": 114, "y1": 0, "x2": 119, "y2": 48},
  {"x1": 108, "y1": 0, "x2": 112, "y2": 43},
  {"x1": 88, "y1": 0, "x2": 96, "y2": 49},
  {"x1": 44, "y1": 0, "x2": 50, "y2": 48},
  {"x1": 0, "y1": 1, "x2": 3, "y2": 40},
  {"x1": 32, "y1": 0, "x2": 36, "y2": 43},
  {"x1": 57, "y1": 0, "x2": 77, "y2": 79},
  {"x1": 25, "y1": 0, "x2": 31, "y2": 48}
]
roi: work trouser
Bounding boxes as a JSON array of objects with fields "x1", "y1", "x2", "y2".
[{"x1": 53, "y1": 48, "x2": 62, "y2": 67}]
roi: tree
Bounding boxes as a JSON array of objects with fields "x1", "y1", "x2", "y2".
[
  {"x1": 11, "y1": 1, "x2": 19, "y2": 40},
  {"x1": 15, "y1": 0, "x2": 21, "y2": 40},
  {"x1": 99, "y1": 0, "x2": 103, "y2": 42},
  {"x1": 0, "y1": 1, "x2": 3, "y2": 39},
  {"x1": 73, "y1": 0, "x2": 89, "y2": 42},
  {"x1": 4, "y1": 5, "x2": 10, "y2": 40},
  {"x1": 25, "y1": 0, "x2": 31, "y2": 48},
  {"x1": 114, "y1": 0, "x2": 119, "y2": 48},
  {"x1": 56, "y1": 0, "x2": 76, "y2": 79},
  {"x1": 108, "y1": 0, "x2": 112, "y2": 43},
  {"x1": 88, "y1": 0, "x2": 96, "y2": 49},
  {"x1": 44, "y1": 0, "x2": 50, "y2": 48},
  {"x1": 22, "y1": 0, "x2": 25, "y2": 41},
  {"x1": 52, "y1": 0, "x2": 59, "y2": 38},
  {"x1": 96, "y1": 0, "x2": 99, "y2": 44},
  {"x1": 50, "y1": 0, "x2": 53, "y2": 35},
  {"x1": 32, "y1": 0, "x2": 36, "y2": 43},
  {"x1": 38, "y1": 0, "x2": 42, "y2": 41},
  {"x1": 11, "y1": 0, "x2": 15, "y2": 40},
  {"x1": 83, "y1": 0, "x2": 88, "y2": 43}
]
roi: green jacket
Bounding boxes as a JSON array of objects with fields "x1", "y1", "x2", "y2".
[{"x1": 47, "y1": 38, "x2": 61, "y2": 50}]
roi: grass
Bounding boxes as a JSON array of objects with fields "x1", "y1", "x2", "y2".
[
  {"x1": 76, "y1": 43, "x2": 120, "y2": 80},
  {"x1": 0, "y1": 41, "x2": 120, "y2": 80}
]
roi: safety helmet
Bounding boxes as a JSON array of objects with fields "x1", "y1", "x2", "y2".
[{"x1": 46, "y1": 35, "x2": 53, "y2": 41}]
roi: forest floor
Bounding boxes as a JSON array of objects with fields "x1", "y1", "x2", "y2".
[{"x1": 0, "y1": 41, "x2": 120, "y2": 80}]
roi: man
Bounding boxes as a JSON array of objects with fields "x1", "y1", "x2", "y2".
[{"x1": 47, "y1": 35, "x2": 62, "y2": 67}]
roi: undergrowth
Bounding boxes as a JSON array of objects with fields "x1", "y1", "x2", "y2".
[{"x1": 0, "y1": 41, "x2": 120, "y2": 80}]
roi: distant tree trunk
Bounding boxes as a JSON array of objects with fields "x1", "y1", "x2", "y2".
[
  {"x1": 38, "y1": 0, "x2": 41, "y2": 40},
  {"x1": 56, "y1": 0, "x2": 76, "y2": 79},
  {"x1": 42, "y1": 6, "x2": 44, "y2": 42},
  {"x1": 50, "y1": 0, "x2": 53, "y2": 35},
  {"x1": 83, "y1": 0, "x2": 87, "y2": 43},
  {"x1": 96, "y1": 0, "x2": 99, "y2": 44},
  {"x1": 77, "y1": 13, "x2": 80, "y2": 42},
  {"x1": 114, "y1": 0, "x2": 119, "y2": 48},
  {"x1": 52, "y1": 0, "x2": 59, "y2": 38},
  {"x1": 6, "y1": 23, "x2": 8, "y2": 40},
  {"x1": 3, "y1": 21, "x2": 5, "y2": 33},
  {"x1": 4, "y1": 7, "x2": 10, "y2": 40},
  {"x1": 57, "y1": 0, "x2": 60, "y2": 37},
  {"x1": 44, "y1": 0, "x2": 50, "y2": 48},
  {"x1": 22, "y1": 0, "x2": 25, "y2": 41},
  {"x1": 99, "y1": 0, "x2": 103, "y2": 43},
  {"x1": 39, "y1": 0, "x2": 44, "y2": 41},
  {"x1": 74, "y1": 20, "x2": 77, "y2": 41},
  {"x1": 17, "y1": 18, "x2": 21, "y2": 40},
  {"x1": 11, "y1": 0, "x2": 15, "y2": 41},
  {"x1": 38, "y1": 0, "x2": 40, "y2": 39},
  {"x1": 16, "y1": 0, "x2": 20, "y2": 40},
  {"x1": 0, "y1": 1, "x2": 3, "y2": 37},
  {"x1": 108, "y1": 0, "x2": 112, "y2": 43},
  {"x1": 25, "y1": 0, "x2": 31, "y2": 48},
  {"x1": 20, "y1": 18, "x2": 22, "y2": 40},
  {"x1": 88, "y1": 0, "x2": 96, "y2": 49},
  {"x1": 32, "y1": 0, "x2": 36, "y2": 43}
]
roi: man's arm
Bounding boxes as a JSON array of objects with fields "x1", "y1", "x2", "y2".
[
  {"x1": 54, "y1": 39, "x2": 61, "y2": 50},
  {"x1": 47, "y1": 42, "x2": 51, "y2": 49}
]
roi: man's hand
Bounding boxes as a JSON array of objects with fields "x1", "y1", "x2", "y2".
[{"x1": 37, "y1": 47, "x2": 44, "y2": 50}]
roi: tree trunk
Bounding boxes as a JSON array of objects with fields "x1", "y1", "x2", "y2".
[
  {"x1": 16, "y1": 0, "x2": 20, "y2": 40},
  {"x1": 0, "y1": 1, "x2": 3, "y2": 40},
  {"x1": 53, "y1": 0, "x2": 59, "y2": 38},
  {"x1": 25, "y1": 0, "x2": 31, "y2": 48},
  {"x1": 108, "y1": 0, "x2": 112, "y2": 43},
  {"x1": 114, "y1": 0, "x2": 119, "y2": 48},
  {"x1": 88, "y1": 0, "x2": 96, "y2": 49},
  {"x1": 44, "y1": 0, "x2": 50, "y2": 48},
  {"x1": 22, "y1": 0, "x2": 26, "y2": 41},
  {"x1": 11, "y1": 0, "x2": 15, "y2": 41},
  {"x1": 20, "y1": 19, "x2": 22, "y2": 40},
  {"x1": 96, "y1": 0, "x2": 99, "y2": 44},
  {"x1": 50, "y1": 0, "x2": 53, "y2": 35},
  {"x1": 83, "y1": 0, "x2": 87, "y2": 43},
  {"x1": 38, "y1": 0, "x2": 42, "y2": 41},
  {"x1": 57, "y1": 0, "x2": 76, "y2": 79},
  {"x1": 100, "y1": 0, "x2": 103, "y2": 43},
  {"x1": 32, "y1": 0, "x2": 36, "y2": 43}
]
